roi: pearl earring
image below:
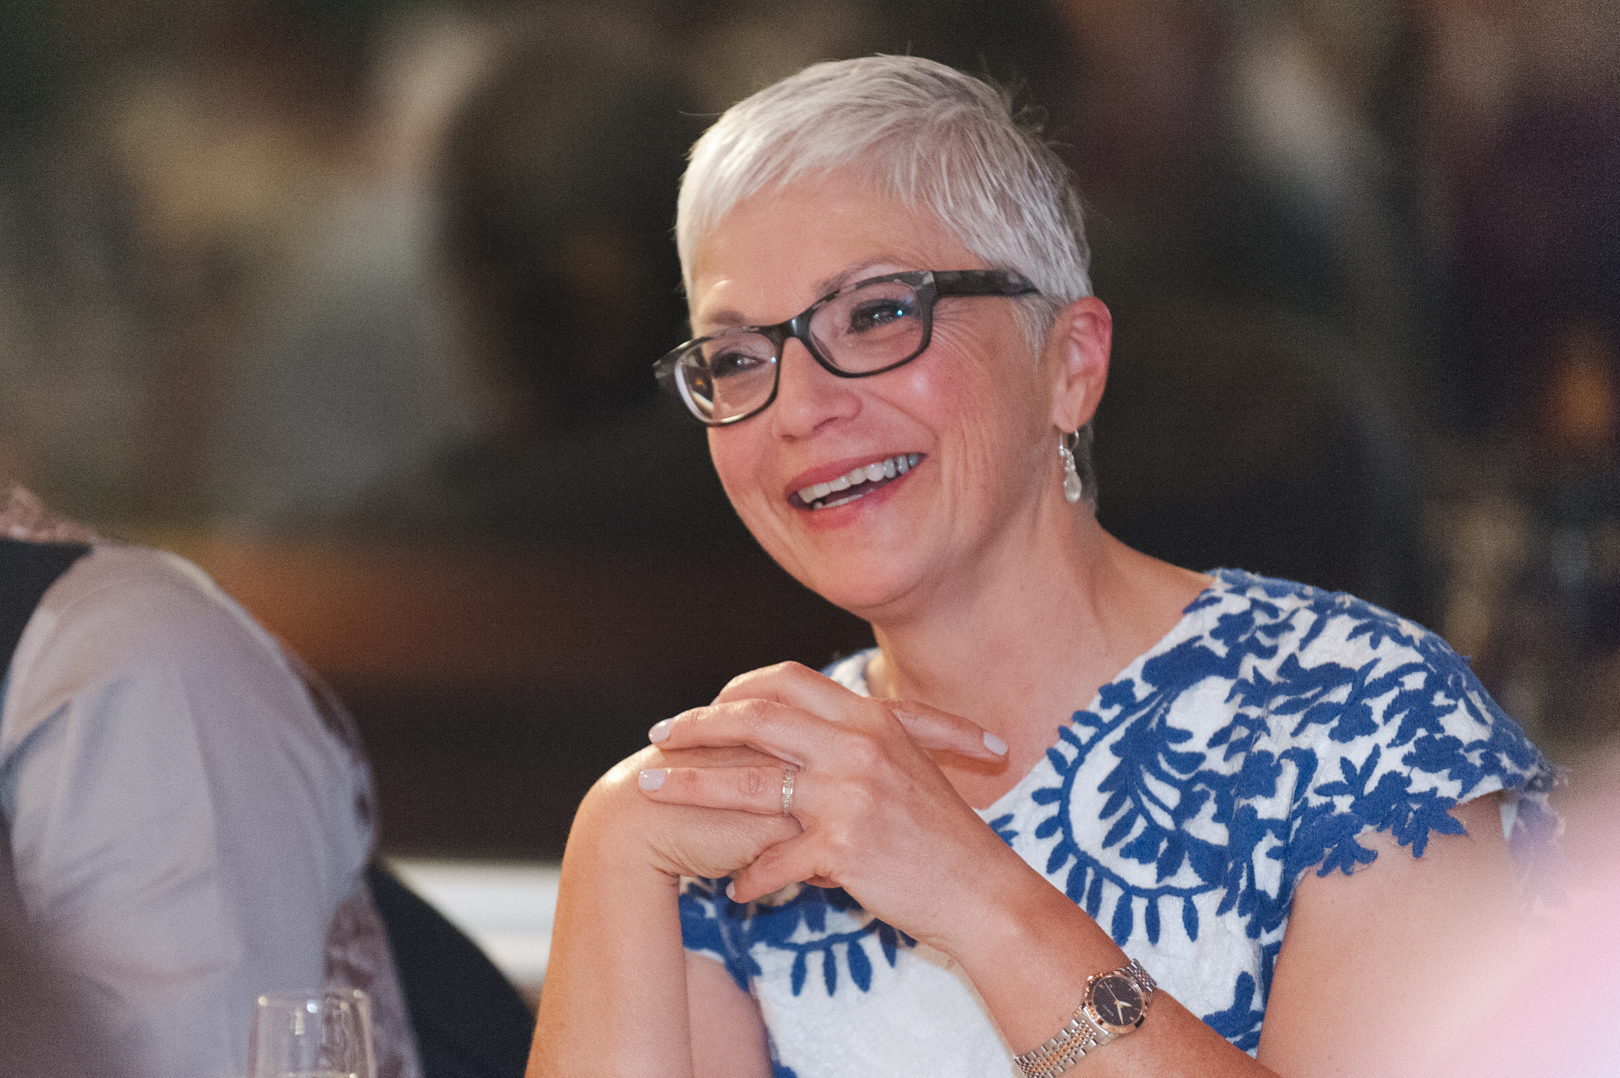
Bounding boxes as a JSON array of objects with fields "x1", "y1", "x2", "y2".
[{"x1": 1059, "y1": 432, "x2": 1082, "y2": 504}]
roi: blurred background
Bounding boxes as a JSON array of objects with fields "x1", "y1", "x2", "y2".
[{"x1": 1, "y1": 0, "x2": 1615, "y2": 895}]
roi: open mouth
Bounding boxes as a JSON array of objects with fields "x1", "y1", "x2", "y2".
[{"x1": 789, "y1": 453, "x2": 922, "y2": 511}]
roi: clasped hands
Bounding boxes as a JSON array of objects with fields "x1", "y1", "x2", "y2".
[{"x1": 630, "y1": 661, "x2": 1016, "y2": 949}]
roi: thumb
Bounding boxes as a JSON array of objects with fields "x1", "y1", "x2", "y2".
[{"x1": 728, "y1": 833, "x2": 820, "y2": 904}]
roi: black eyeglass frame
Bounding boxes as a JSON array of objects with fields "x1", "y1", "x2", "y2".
[{"x1": 653, "y1": 268, "x2": 1040, "y2": 426}]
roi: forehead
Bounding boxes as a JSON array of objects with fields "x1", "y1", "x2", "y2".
[{"x1": 688, "y1": 173, "x2": 983, "y2": 328}]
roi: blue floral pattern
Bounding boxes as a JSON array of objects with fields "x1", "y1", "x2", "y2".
[
  {"x1": 680, "y1": 570, "x2": 1556, "y2": 1075},
  {"x1": 681, "y1": 877, "x2": 915, "y2": 998}
]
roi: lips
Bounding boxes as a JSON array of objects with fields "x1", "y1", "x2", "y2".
[{"x1": 789, "y1": 453, "x2": 922, "y2": 510}]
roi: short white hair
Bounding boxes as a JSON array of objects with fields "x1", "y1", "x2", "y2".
[{"x1": 675, "y1": 54, "x2": 1098, "y2": 499}]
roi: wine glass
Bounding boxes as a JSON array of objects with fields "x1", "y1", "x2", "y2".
[{"x1": 249, "y1": 989, "x2": 376, "y2": 1078}]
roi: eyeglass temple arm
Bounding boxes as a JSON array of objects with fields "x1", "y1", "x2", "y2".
[{"x1": 931, "y1": 269, "x2": 1039, "y2": 297}]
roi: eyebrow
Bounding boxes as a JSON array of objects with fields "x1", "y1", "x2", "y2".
[
  {"x1": 697, "y1": 308, "x2": 750, "y2": 330},
  {"x1": 695, "y1": 259, "x2": 908, "y2": 333},
  {"x1": 813, "y1": 258, "x2": 893, "y2": 297}
]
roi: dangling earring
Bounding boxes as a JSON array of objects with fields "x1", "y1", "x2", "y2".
[{"x1": 1058, "y1": 432, "x2": 1083, "y2": 504}]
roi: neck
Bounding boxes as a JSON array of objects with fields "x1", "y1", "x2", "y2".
[{"x1": 864, "y1": 508, "x2": 1209, "y2": 807}]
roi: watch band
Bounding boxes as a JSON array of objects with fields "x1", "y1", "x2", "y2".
[{"x1": 1013, "y1": 959, "x2": 1155, "y2": 1078}]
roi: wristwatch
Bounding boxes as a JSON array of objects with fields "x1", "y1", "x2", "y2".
[{"x1": 1014, "y1": 959, "x2": 1155, "y2": 1078}]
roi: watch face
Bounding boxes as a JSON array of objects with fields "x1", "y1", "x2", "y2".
[{"x1": 1089, "y1": 973, "x2": 1145, "y2": 1030}]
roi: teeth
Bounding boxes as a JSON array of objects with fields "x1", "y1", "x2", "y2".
[{"x1": 797, "y1": 454, "x2": 921, "y2": 507}]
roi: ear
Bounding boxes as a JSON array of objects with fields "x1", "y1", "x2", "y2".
[{"x1": 1042, "y1": 296, "x2": 1112, "y2": 433}]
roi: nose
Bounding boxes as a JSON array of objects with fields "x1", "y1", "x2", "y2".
[{"x1": 768, "y1": 337, "x2": 860, "y2": 439}]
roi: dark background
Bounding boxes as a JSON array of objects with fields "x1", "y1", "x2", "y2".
[{"x1": 1, "y1": 0, "x2": 1615, "y2": 857}]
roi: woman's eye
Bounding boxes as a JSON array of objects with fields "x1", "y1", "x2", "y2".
[
  {"x1": 847, "y1": 298, "x2": 916, "y2": 333},
  {"x1": 709, "y1": 346, "x2": 772, "y2": 378}
]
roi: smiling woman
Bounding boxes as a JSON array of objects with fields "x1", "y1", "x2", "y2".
[{"x1": 527, "y1": 57, "x2": 1556, "y2": 1078}]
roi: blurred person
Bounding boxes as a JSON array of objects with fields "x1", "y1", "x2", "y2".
[
  {"x1": 530, "y1": 57, "x2": 1556, "y2": 1077},
  {"x1": 401, "y1": 11, "x2": 737, "y2": 549},
  {"x1": 0, "y1": 0, "x2": 486, "y2": 528},
  {"x1": 0, "y1": 480, "x2": 419, "y2": 1078}
]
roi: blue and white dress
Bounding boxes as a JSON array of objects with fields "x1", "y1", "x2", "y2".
[{"x1": 680, "y1": 570, "x2": 1557, "y2": 1077}]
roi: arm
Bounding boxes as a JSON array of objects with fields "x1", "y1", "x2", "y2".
[
  {"x1": 2, "y1": 549, "x2": 369, "y2": 1078},
  {"x1": 640, "y1": 663, "x2": 1525, "y2": 1077},
  {"x1": 1256, "y1": 792, "x2": 1515, "y2": 1076},
  {"x1": 527, "y1": 747, "x2": 799, "y2": 1078},
  {"x1": 531, "y1": 709, "x2": 1006, "y2": 1077},
  {"x1": 688, "y1": 952, "x2": 772, "y2": 1078}
]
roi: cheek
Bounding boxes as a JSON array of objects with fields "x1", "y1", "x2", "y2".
[
  {"x1": 708, "y1": 428, "x2": 783, "y2": 533},
  {"x1": 707, "y1": 429, "x2": 755, "y2": 504},
  {"x1": 903, "y1": 334, "x2": 1048, "y2": 475}
]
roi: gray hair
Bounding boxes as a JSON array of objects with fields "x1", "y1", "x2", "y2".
[{"x1": 675, "y1": 54, "x2": 1099, "y2": 503}]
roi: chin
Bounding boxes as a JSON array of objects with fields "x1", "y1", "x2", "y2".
[
  {"x1": 777, "y1": 548, "x2": 924, "y2": 621},
  {"x1": 740, "y1": 493, "x2": 937, "y2": 616}
]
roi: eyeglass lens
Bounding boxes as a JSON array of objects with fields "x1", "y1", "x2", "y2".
[{"x1": 678, "y1": 277, "x2": 927, "y2": 423}]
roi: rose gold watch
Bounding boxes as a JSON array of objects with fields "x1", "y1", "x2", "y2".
[{"x1": 1013, "y1": 959, "x2": 1156, "y2": 1078}]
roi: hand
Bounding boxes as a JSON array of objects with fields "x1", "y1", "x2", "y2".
[
  {"x1": 634, "y1": 661, "x2": 1022, "y2": 952},
  {"x1": 584, "y1": 743, "x2": 804, "y2": 883}
]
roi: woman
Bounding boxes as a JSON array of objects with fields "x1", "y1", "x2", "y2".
[{"x1": 529, "y1": 57, "x2": 1554, "y2": 1078}]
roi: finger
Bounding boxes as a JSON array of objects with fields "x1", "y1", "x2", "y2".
[
  {"x1": 885, "y1": 699, "x2": 1008, "y2": 761},
  {"x1": 653, "y1": 744, "x2": 789, "y2": 771},
  {"x1": 728, "y1": 833, "x2": 824, "y2": 904},
  {"x1": 709, "y1": 663, "x2": 1005, "y2": 762},
  {"x1": 648, "y1": 697, "x2": 833, "y2": 766},
  {"x1": 711, "y1": 661, "x2": 868, "y2": 720},
  {"x1": 638, "y1": 763, "x2": 798, "y2": 817}
]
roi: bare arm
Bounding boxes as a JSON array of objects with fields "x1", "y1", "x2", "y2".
[
  {"x1": 641, "y1": 664, "x2": 1527, "y2": 1077},
  {"x1": 526, "y1": 748, "x2": 798, "y2": 1078},
  {"x1": 688, "y1": 954, "x2": 772, "y2": 1078},
  {"x1": 530, "y1": 697, "x2": 1007, "y2": 1076},
  {"x1": 1256, "y1": 793, "x2": 1515, "y2": 1076}
]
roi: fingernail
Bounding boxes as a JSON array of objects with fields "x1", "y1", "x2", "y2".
[
  {"x1": 983, "y1": 731, "x2": 1009, "y2": 756},
  {"x1": 726, "y1": 881, "x2": 737, "y2": 901},
  {"x1": 648, "y1": 719, "x2": 672, "y2": 743},
  {"x1": 639, "y1": 768, "x2": 665, "y2": 790}
]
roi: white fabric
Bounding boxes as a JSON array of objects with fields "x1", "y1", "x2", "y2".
[{"x1": 0, "y1": 544, "x2": 377, "y2": 1078}]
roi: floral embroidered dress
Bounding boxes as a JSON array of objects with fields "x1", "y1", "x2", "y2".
[{"x1": 680, "y1": 570, "x2": 1557, "y2": 1078}]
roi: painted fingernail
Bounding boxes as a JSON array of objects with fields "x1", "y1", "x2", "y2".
[
  {"x1": 648, "y1": 719, "x2": 672, "y2": 743},
  {"x1": 983, "y1": 731, "x2": 1009, "y2": 756},
  {"x1": 639, "y1": 769, "x2": 666, "y2": 790},
  {"x1": 726, "y1": 881, "x2": 737, "y2": 901}
]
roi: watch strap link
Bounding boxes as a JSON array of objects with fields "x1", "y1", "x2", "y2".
[{"x1": 1013, "y1": 959, "x2": 1155, "y2": 1078}]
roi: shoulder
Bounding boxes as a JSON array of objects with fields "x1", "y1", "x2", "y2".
[
  {"x1": 32, "y1": 543, "x2": 281, "y2": 658},
  {"x1": 1200, "y1": 569, "x2": 1532, "y2": 755},
  {"x1": 1189, "y1": 568, "x2": 1440, "y2": 662},
  {"x1": 1123, "y1": 568, "x2": 1497, "y2": 752},
  {"x1": 1, "y1": 540, "x2": 371, "y2": 877},
  {"x1": 1198, "y1": 571, "x2": 1555, "y2": 869},
  {"x1": 2, "y1": 543, "x2": 310, "y2": 750}
]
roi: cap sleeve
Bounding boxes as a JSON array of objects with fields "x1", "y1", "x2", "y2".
[{"x1": 1267, "y1": 598, "x2": 1558, "y2": 887}]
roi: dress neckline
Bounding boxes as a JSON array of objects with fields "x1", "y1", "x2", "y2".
[{"x1": 836, "y1": 569, "x2": 1246, "y2": 821}]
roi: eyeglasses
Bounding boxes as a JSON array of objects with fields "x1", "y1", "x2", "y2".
[{"x1": 654, "y1": 269, "x2": 1039, "y2": 426}]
